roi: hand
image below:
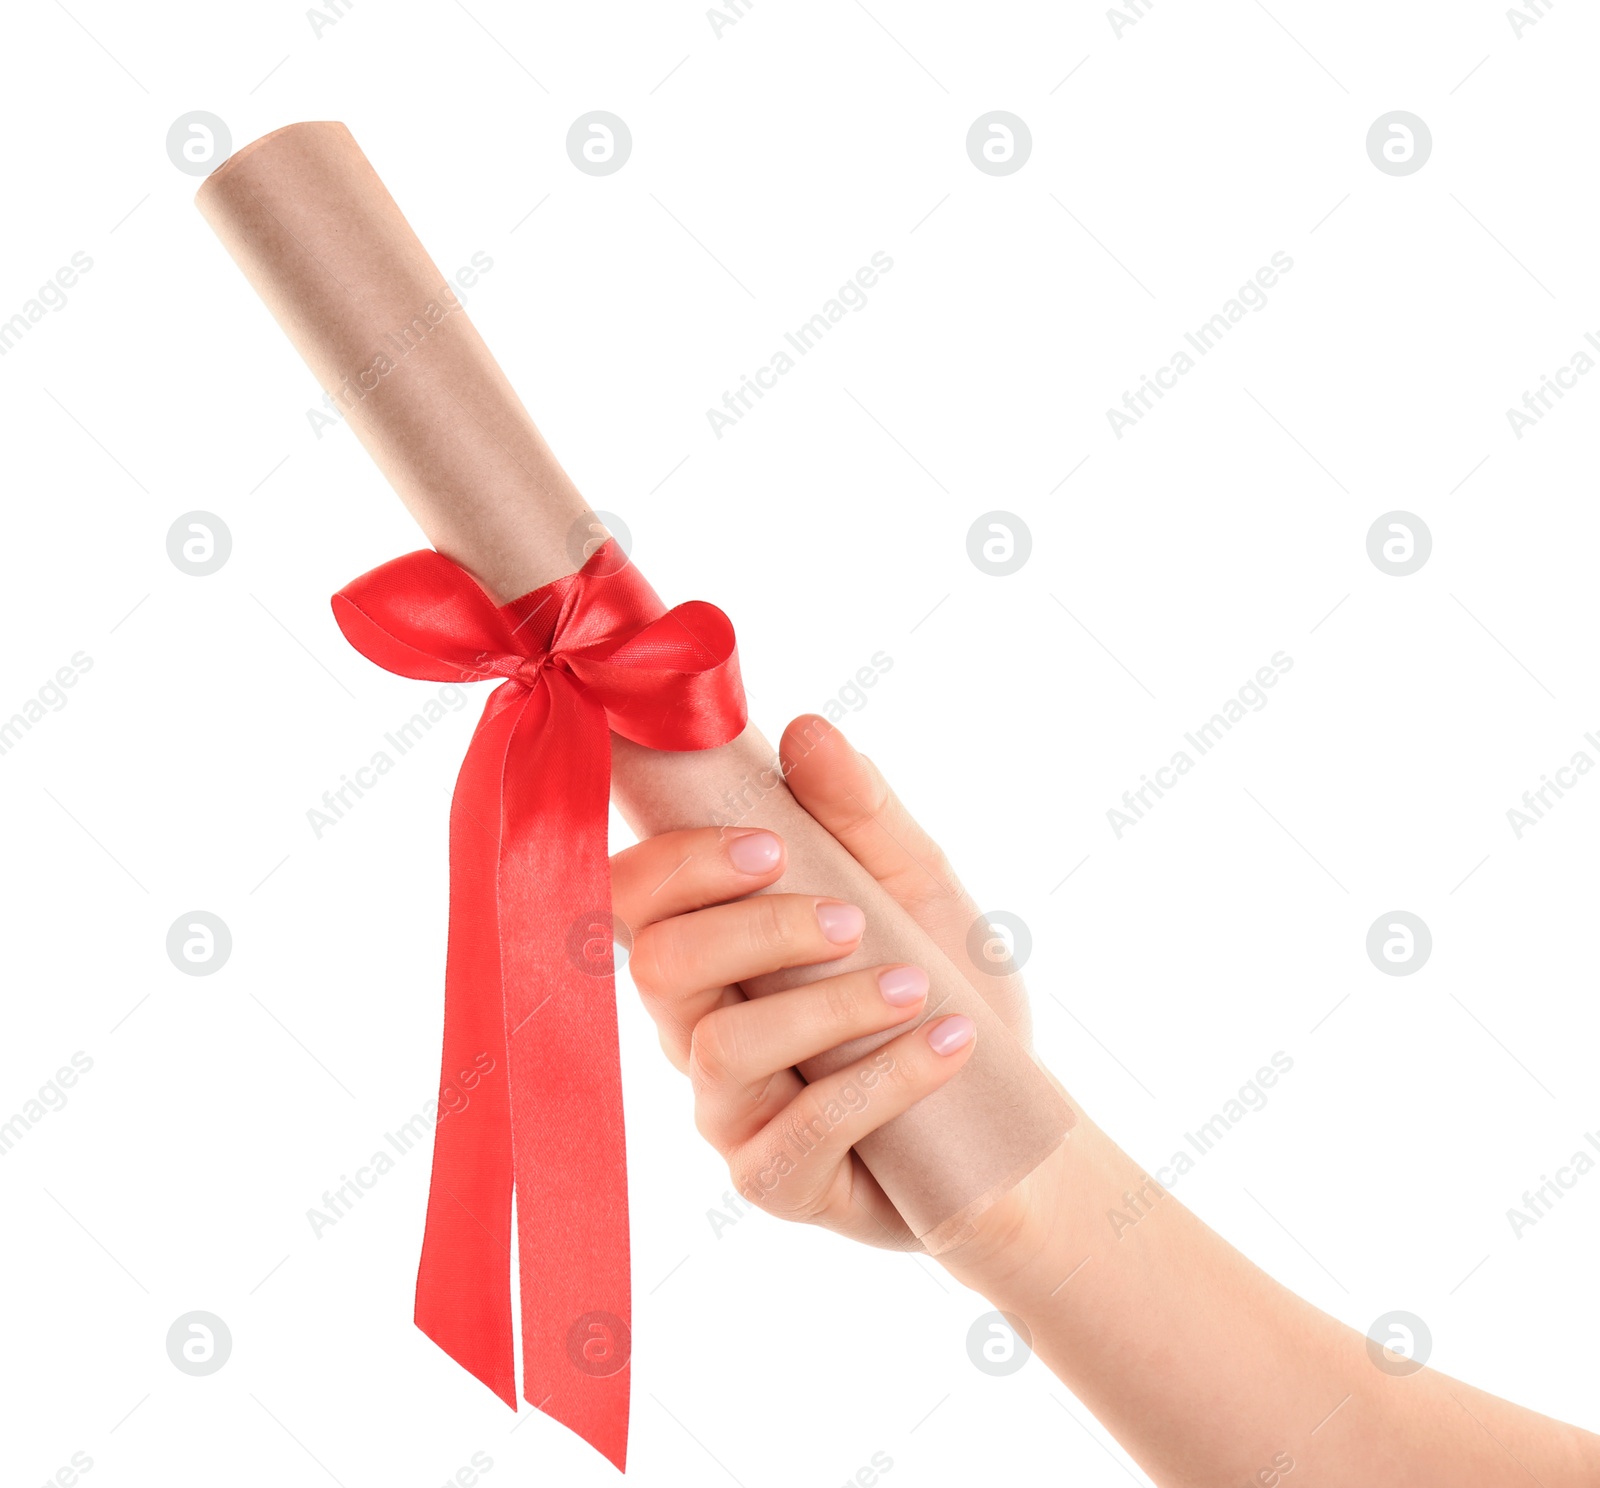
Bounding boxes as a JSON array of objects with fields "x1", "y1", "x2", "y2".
[
  {"x1": 610, "y1": 713, "x2": 1032, "y2": 1251},
  {"x1": 613, "y1": 718, "x2": 1600, "y2": 1488}
]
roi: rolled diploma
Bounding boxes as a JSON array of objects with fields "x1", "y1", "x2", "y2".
[{"x1": 196, "y1": 122, "x2": 1072, "y2": 1250}]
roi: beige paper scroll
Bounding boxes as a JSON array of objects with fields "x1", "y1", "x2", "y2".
[{"x1": 196, "y1": 122, "x2": 1071, "y2": 1250}]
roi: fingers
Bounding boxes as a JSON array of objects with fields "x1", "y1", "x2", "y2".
[
  {"x1": 634, "y1": 893, "x2": 865, "y2": 1002},
  {"x1": 689, "y1": 964, "x2": 931, "y2": 1146},
  {"x1": 727, "y1": 1013, "x2": 978, "y2": 1227},
  {"x1": 629, "y1": 892, "x2": 866, "y2": 1067},
  {"x1": 779, "y1": 714, "x2": 1032, "y2": 1038},
  {"x1": 779, "y1": 714, "x2": 959, "y2": 916},
  {"x1": 612, "y1": 825, "x2": 793, "y2": 1072},
  {"x1": 611, "y1": 825, "x2": 787, "y2": 933}
]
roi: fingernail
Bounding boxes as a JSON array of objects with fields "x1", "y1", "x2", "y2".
[
  {"x1": 815, "y1": 900, "x2": 866, "y2": 944},
  {"x1": 926, "y1": 1015, "x2": 975, "y2": 1056},
  {"x1": 878, "y1": 965, "x2": 929, "y2": 1007},
  {"x1": 727, "y1": 830, "x2": 782, "y2": 875}
]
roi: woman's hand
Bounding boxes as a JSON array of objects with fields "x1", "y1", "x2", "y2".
[
  {"x1": 612, "y1": 715, "x2": 1600, "y2": 1486},
  {"x1": 609, "y1": 713, "x2": 1006, "y2": 1250}
]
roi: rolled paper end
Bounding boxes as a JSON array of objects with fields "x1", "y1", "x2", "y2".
[
  {"x1": 195, "y1": 121, "x2": 601, "y2": 604},
  {"x1": 917, "y1": 1121, "x2": 1075, "y2": 1256}
]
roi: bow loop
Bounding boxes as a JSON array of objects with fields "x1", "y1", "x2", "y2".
[
  {"x1": 328, "y1": 537, "x2": 745, "y2": 1474},
  {"x1": 569, "y1": 600, "x2": 745, "y2": 750},
  {"x1": 332, "y1": 549, "x2": 530, "y2": 684}
]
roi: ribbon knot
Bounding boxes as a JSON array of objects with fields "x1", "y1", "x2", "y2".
[
  {"x1": 511, "y1": 653, "x2": 551, "y2": 688},
  {"x1": 330, "y1": 539, "x2": 746, "y2": 1473}
]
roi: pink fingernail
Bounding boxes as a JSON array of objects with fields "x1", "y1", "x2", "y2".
[
  {"x1": 815, "y1": 900, "x2": 866, "y2": 944},
  {"x1": 878, "y1": 966, "x2": 929, "y2": 1007},
  {"x1": 727, "y1": 830, "x2": 782, "y2": 875},
  {"x1": 926, "y1": 1015, "x2": 975, "y2": 1055}
]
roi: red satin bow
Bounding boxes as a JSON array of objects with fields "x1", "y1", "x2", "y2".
[{"x1": 330, "y1": 539, "x2": 746, "y2": 1472}]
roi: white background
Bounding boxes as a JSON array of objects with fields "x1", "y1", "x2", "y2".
[{"x1": 3, "y1": 1, "x2": 1598, "y2": 1484}]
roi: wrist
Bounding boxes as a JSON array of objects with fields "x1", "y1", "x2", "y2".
[{"x1": 936, "y1": 1110, "x2": 1128, "y2": 1310}]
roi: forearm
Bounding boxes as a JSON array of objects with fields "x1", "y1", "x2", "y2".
[{"x1": 942, "y1": 1111, "x2": 1600, "y2": 1487}]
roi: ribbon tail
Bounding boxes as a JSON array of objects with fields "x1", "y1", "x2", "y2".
[
  {"x1": 501, "y1": 676, "x2": 632, "y2": 1472},
  {"x1": 414, "y1": 696, "x2": 522, "y2": 1410}
]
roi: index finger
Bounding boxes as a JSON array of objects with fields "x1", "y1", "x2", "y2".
[{"x1": 610, "y1": 825, "x2": 787, "y2": 933}]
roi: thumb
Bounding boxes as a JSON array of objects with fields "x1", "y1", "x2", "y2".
[{"x1": 778, "y1": 714, "x2": 1033, "y2": 1042}]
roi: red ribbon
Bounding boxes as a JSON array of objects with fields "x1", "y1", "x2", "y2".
[{"x1": 330, "y1": 539, "x2": 746, "y2": 1472}]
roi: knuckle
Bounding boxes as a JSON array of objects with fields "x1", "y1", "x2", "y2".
[
  {"x1": 727, "y1": 1145, "x2": 776, "y2": 1211},
  {"x1": 611, "y1": 834, "x2": 681, "y2": 916},
  {"x1": 701, "y1": 825, "x2": 742, "y2": 867},
  {"x1": 630, "y1": 920, "x2": 694, "y2": 1003},
  {"x1": 773, "y1": 1088, "x2": 844, "y2": 1165},
  {"x1": 691, "y1": 1093, "x2": 722, "y2": 1145},
  {"x1": 868, "y1": 1045, "x2": 912, "y2": 1094},
  {"x1": 896, "y1": 857, "x2": 953, "y2": 915},
  {"x1": 773, "y1": 1108, "x2": 822, "y2": 1161},
  {"x1": 656, "y1": 1026, "x2": 688, "y2": 1075},
  {"x1": 687, "y1": 1011, "x2": 735, "y2": 1088},
  {"x1": 818, "y1": 976, "x2": 863, "y2": 1039},
  {"x1": 744, "y1": 894, "x2": 797, "y2": 958},
  {"x1": 861, "y1": 760, "x2": 894, "y2": 819},
  {"x1": 730, "y1": 1138, "x2": 810, "y2": 1221},
  {"x1": 923, "y1": 841, "x2": 958, "y2": 892},
  {"x1": 631, "y1": 932, "x2": 699, "y2": 1059},
  {"x1": 897, "y1": 846, "x2": 962, "y2": 915},
  {"x1": 626, "y1": 926, "x2": 665, "y2": 1000},
  {"x1": 834, "y1": 1048, "x2": 907, "y2": 1116}
]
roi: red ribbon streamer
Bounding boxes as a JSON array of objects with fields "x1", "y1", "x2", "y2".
[{"x1": 330, "y1": 540, "x2": 746, "y2": 1472}]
